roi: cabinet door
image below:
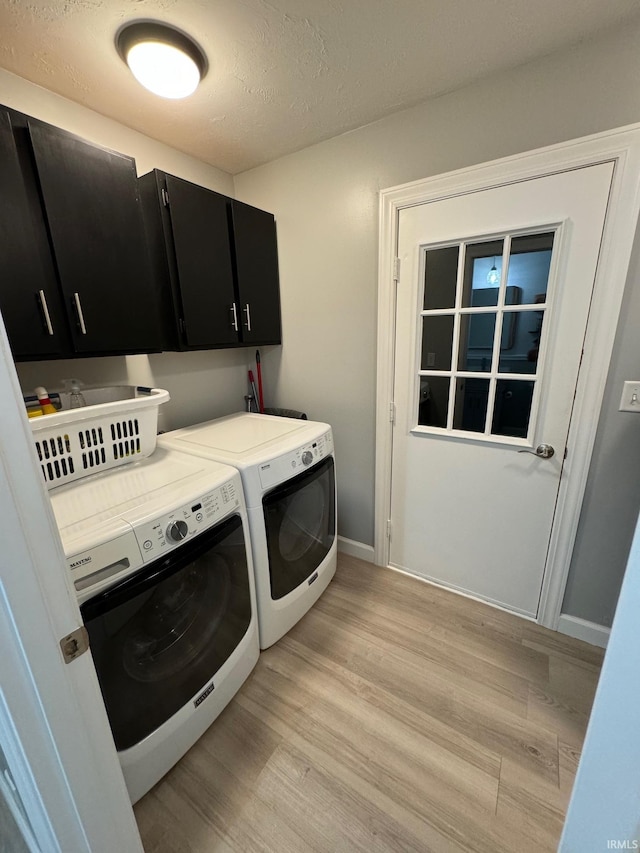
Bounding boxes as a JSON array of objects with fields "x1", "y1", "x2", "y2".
[
  {"x1": 0, "y1": 111, "x2": 69, "y2": 358},
  {"x1": 166, "y1": 175, "x2": 238, "y2": 347},
  {"x1": 28, "y1": 120, "x2": 162, "y2": 355},
  {"x1": 232, "y1": 201, "x2": 282, "y2": 345}
]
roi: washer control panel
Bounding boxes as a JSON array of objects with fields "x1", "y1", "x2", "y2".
[
  {"x1": 133, "y1": 478, "x2": 240, "y2": 562},
  {"x1": 259, "y1": 430, "x2": 333, "y2": 490}
]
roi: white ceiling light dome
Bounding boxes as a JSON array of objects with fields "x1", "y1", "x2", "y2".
[{"x1": 116, "y1": 22, "x2": 207, "y2": 100}]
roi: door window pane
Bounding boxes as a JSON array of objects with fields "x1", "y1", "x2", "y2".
[
  {"x1": 418, "y1": 376, "x2": 450, "y2": 427},
  {"x1": 507, "y1": 232, "x2": 554, "y2": 304},
  {"x1": 452, "y1": 378, "x2": 489, "y2": 432},
  {"x1": 462, "y1": 239, "x2": 504, "y2": 308},
  {"x1": 492, "y1": 380, "x2": 535, "y2": 438},
  {"x1": 414, "y1": 229, "x2": 552, "y2": 442},
  {"x1": 423, "y1": 246, "x2": 458, "y2": 309},
  {"x1": 458, "y1": 313, "x2": 495, "y2": 371},
  {"x1": 499, "y1": 311, "x2": 544, "y2": 374},
  {"x1": 421, "y1": 315, "x2": 454, "y2": 370}
]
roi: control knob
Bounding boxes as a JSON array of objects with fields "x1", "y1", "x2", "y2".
[
  {"x1": 166, "y1": 519, "x2": 188, "y2": 542},
  {"x1": 301, "y1": 450, "x2": 314, "y2": 466}
]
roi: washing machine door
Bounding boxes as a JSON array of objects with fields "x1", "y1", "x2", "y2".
[
  {"x1": 263, "y1": 455, "x2": 336, "y2": 600},
  {"x1": 80, "y1": 513, "x2": 252, "y2": 751}
]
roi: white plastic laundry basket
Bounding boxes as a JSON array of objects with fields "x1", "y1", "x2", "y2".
[{"x1": 29, "y1": 386, "x2": 170, "y2": 490}]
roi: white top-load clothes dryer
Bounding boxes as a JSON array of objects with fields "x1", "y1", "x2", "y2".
[
  {"x1": 158, "y1": 413, "x2": 337, "y2": 649},
  {"x1": 49, "y1": 445, "x2": 259, "y2": 804}
]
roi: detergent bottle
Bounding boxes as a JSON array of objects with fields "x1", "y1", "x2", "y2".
[{"x1": 34, "y1": 386, "x2": 57, "y2": 415}]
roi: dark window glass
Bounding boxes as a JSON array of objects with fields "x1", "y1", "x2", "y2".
[
  {"x1": 417, "y1": 376, "x2": 450, "y2": 428},
  {"x1": 421, "y1": 315, "x2": 454, "y2": 370},
  {"x1": 507, "y1": 232, "x2": 554, "y2": 304},
  {"x1": 492, "y1": 380, "x2": 535, "y2": 438},
  {"x1": 499, "y1": 310, "x2": 544, "y2": 374},
  {"x1": 458, "y1": 313, "x2": 496, "y2": 371},
  {"x1": 462, "y1": 240, "x2": 504, "y2": 308},
  {"x1": 452, "y1": 378, "x2": 490, "y2": 433},
  {"x1": 423, "y1": 246, "x2": 459, "y2": 310}
]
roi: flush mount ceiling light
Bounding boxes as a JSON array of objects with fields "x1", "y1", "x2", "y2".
[{"x1": 116, "y1": 22, "x2": 207, "y2": 99}]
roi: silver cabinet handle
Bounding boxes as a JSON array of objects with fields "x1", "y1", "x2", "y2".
[
  {"x1": 37, "y1": 290, "x2": 54, "y2": 336},
  {"x1": 230, "y1": 303, "x2": 239, "y2": 331},
  {"x1": 73, "y1": 292, "x2": 87, "y2": 335},
  {"x1": 243, "y1": 303, "x2": 252, "y2": 332},
  {"x1": 518, "y1": 443, "x2": 555, "y2": 459}
]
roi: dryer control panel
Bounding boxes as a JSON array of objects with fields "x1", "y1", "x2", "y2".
[{"x1": 259, "y1": 430, "x2": 334, "y2": 490}]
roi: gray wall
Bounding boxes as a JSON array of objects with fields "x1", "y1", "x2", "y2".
[
  {"x1": 562, "y1": 222, "x2": 640, "y2": 627},
  {"x1": 234, "y1": 17, "x2": 640, "y2": 624}
]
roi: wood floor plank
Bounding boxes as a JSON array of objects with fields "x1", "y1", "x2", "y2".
[
  {"x1": 521, "y1": 622, "x2": 605, "y2": 670},
  {"x1": 548, "y1": 654, "x2": 600, "y2": 713},
  {"x1": 446, "y1": 687, "x2": 560, "y2": 785},
  {"x1": 273, "y1": 635, "x2": 501, "y2": 779},
  {"x1": 559, "y1": 740, "x2": 581, "y2": 797},
  {"x1": 293, "y1": 603, "x2": 529, "y2": 719},
  {"x1": 526, "y1": 682, "x2": 591, "y2": 748},
  {"x1": 313, "y1": 589, "x2": 542, "y2": 704},
  {"x1": 334, "y1": 562, "x2": 526, "y2": 646},
  {"x1": 494, "y1": 757, "x2": 568, "y2": 851},
  {"x1": 144, "y1": 736, "x2": 311, "y2": 853},
  {"x1": 195, "y1": 694, "x2": 284, "y2": 785},
  {"x1": 263, "y1": 645, "x2": 500, "y2": 814},
  {"x1": 135, "y1": 554, "x2": 603, "y2": 852},
  {"x1": 254, "y1": 740, "x2": 464, "y2": 853}
]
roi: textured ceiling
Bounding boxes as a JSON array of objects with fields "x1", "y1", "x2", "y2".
[{"x1": 0, "y1": 0, "x2": 638, "y2": 174}]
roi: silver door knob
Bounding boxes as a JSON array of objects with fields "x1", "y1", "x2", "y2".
[{"x1": 518, "y1": 443, "x2": 555, "y2": 459}]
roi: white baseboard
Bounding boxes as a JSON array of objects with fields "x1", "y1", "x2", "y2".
[
  {"x1": 337, "y1": 537, "x2": 375, "y2": 563},
  {"x1": 557, "y1": 614, "x2": 610, "y2": 649}
]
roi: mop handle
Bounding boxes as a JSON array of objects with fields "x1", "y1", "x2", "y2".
[{"x1": 256, "y1": 350, "x2": 265, "y2": 413}]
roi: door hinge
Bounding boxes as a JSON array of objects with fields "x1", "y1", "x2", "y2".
[
  {"x1": 386, "y1": 519, "x2": 392, "y2": 540},
  {"x1": 161, "y1": 188, "x2": 170, "y2": 207},
  {"x1": 389, "y1": 401, "x2": 396, "y2": 423},
  {"x1": 60, "y1": 626, "x2": 89, "y2": 664},
  {"x1": 393, "y1": 257, "x2": 401, "y2": 282}
]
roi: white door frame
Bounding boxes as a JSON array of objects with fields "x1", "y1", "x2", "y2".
[
  {"x1": 375, "y1": 125, "x2": 640, "y2": 630},
  {"x1": 0, "y1": 315, "x2": 143, "y2": 850}
]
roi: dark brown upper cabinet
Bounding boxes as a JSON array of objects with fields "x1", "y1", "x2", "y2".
[
  {"x1": 139, "y1": 170, "x2": 281, "y2": 351},
  {"x1": 0, "y1": 110, "x2": 69, "y2": 359},
  {"x1": 231, "y1": 199, "x2": 282, "y2": 346},
  {"x1": 0, "y1": 106, "x2": 163, "y2": 361}
]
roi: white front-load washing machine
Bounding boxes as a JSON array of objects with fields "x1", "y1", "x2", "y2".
[
  {"x1": 158, "y1": 413, "x2": 337, "y2": 649},
  {"x1": 49, "y1": 446, "x2": 259, "y2": 803}
]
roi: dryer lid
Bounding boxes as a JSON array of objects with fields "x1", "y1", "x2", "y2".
[{"x1": 175, "y1": 413, "x2": 305, "y2": 454}]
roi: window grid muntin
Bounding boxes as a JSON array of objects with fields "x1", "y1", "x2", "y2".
[{"x1": 416, "y1": 227, "x2": 556, "y2": 442}]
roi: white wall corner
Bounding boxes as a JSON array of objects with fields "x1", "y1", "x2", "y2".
[
  {"x1": 557, "y1": 613, "x2": 610, "y2": 649},
  {"x1": 337, "y1": 536, "x2": 375, "y2": 563}
]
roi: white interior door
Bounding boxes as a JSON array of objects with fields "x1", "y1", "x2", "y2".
[
  {"x1": 0, "y1": 313, "x2": 143, "y2": 852},
  {"x1": 389, "y1": 163, "x2": 614, "y2": 617}
]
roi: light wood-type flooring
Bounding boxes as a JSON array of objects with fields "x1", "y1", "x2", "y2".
[{"x1": 134, "y1": 554, "x2": 605, "y2": 852}]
